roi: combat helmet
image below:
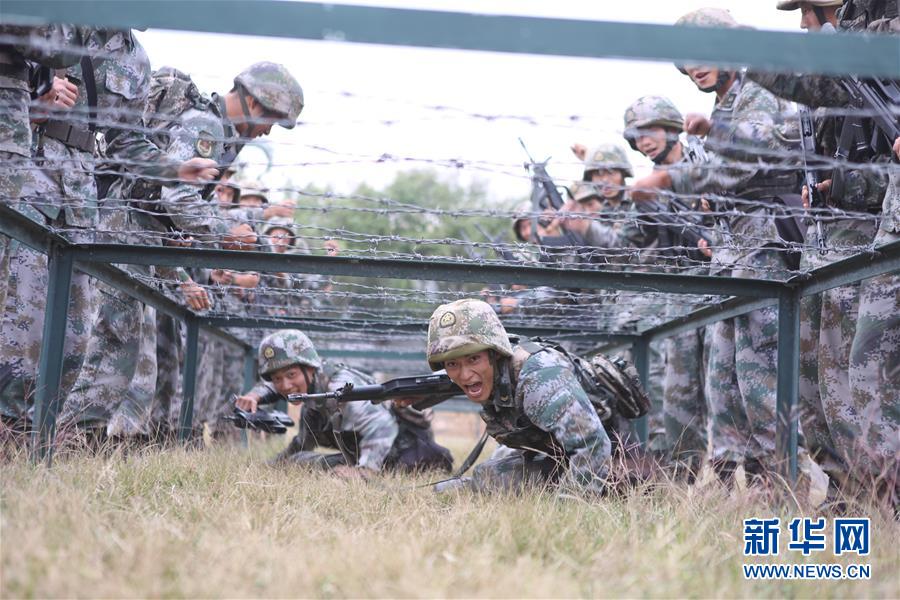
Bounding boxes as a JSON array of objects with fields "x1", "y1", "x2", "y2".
[
  {"x1": 623, "y1": 96, "x2": 684, "y2": 149},
  {"x1": 239, "y1": 179, "x2": 269, "y2": 205},
  {"x1": 233, "y1": 62, "x2": 304, "y2": 129},
  {"x1": 257, "y1": 329, "x2": 322, "y2": 380},
  {"x1": 674, "y1": 9, "x2": 739, "y2": 79},
  {"x1": 511, "y1": 200, "x2": 534, "y2": 242},
  {"x1": 426, "y1": 299, "x2": 513, "y2": 370},
  {"x1": 582, "y1": 144, "x2": 634, "y2": 180},
  {"x1": 263, "y1": 216, "x2": 297, "y2": 245},
  {"x1": 571, "y1": 181, "x2": 603, "y2": 204},
  {"x1": 776, "y1": 0, "x2": 841, "y2": 10}
]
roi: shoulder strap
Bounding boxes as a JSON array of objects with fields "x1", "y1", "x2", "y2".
[{"x1": 80, "y1": 55, "x2": 98, "y2": 131}]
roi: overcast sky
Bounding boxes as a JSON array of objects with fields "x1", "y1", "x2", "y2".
[{"x1": 136, "y1": 1, "x2": 799, "y2": 203}]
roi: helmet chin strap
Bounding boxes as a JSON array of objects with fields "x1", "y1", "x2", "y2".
[
  {"x1": 651, "y1": 136, "x2": 678, "y2": 165},
  {"x1": 700, "y1": 70, "x2": 733, "y2": 94},
  {"x1": 237, "y1": 86, "x2": 255, "y2": 135},
  {"x1": 813, "y1": 6, "x2": 828, "y2": 27},
  {"x1": 489, "y1": 352, "x2": 514, "y2": 408},
  {"x1": 302, "y1": 366, "x2": 316, "y2": 395}
]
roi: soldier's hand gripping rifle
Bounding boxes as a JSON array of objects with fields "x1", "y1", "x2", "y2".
[
  {"x1": 633, "y1": 196, "x2": 713, "y2": 261},
  {"x1": 518, "y1": 138, "x2": 587, "y2": 263},
  {"x1": 288, "y1": 371, "x2": 463, "y2": 410},
  {"x1": 799, "y1": 106, "x2": 828, "y2": 253},
  {"x1": 226, "y1": 404, "x2": 295, "y2": 434}
]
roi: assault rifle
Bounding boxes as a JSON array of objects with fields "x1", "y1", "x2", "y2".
[
  {"x1": 288, "y1": 371, "x2": 463, "y2": 410},
  {"x1": 633, "y1": 196, "x2": 712, "y2": 261},
  {"x1": 799, "y1": 106, "x2": 828, "y2": 252},
  {"x1": 518, "y1": 138, "x2": 587, "y2": 263},
  {"x1": 226, "y1": 405, "x2": 294, "y2": 434},
  {"x1": 473, "y1": 223, "x2": 522, "y2": 263}
]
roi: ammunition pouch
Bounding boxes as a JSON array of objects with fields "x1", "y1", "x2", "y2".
[{"x1": 41, "y1": 119, "x2": 96, "y2": 154}]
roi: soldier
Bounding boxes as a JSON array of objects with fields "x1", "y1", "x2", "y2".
[
  {"x1": 564, "y1": 147, "x2": 668, "y2": 454},
  {"x1": 623, "y1": 95, "x2": 710, "y2": 473},
  {"x1": 235, "y1": 330, "x2": 453, "y2": 475},
  {"x1": 746, "y1": 0, "x2": 898, "y2": 499},
  {"x1": 633, "y1": 8, "x2": 806, "y2": 479},
  {"x1": 63, "y1": 61, "x2": 303, "y2": 443},
  {"x1": 259, "y1": 216, "x2": 324, "y2": 316},
  {"x1": 425, "y1": 299, "x2": 615, "y2": 494},
  {"x1": 1, "y1": 27, "x2": 221, "y2": 429}
]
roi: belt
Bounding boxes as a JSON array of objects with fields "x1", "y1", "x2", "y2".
[
  {"x1": 42, "y1": 119, "x2": 96, "y2": 154},
  {"x1": 0, "y1": 63, "x2": 27, "y2": 81}
]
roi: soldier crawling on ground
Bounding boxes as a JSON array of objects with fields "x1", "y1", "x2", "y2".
[{"x1": 235, "y1": 329, "x2": 453, "y2": 476}]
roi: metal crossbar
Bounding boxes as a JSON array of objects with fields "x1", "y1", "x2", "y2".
[{"x1": 1, "y1": 2, "x2": 898, "y2": 480}]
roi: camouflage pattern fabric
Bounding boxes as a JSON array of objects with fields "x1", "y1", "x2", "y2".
[
  {"x1": 427, "y1": 299, "x2": 611, "y2": 494},
  {"x1": 669, "y1": 73, "x2": 801, "y2": 467},
  {"x1": 251, "y1": 361, "x2": 399, "y2": 471},
  {"x1": 474, "y1": 343, "x2": 611, "y2": 495},
  {"x1": 256, "y1": 329, "x2": 322, "y2": 377},
  {"x1": 582, "y1": 144, "x2": 634, "y2": 179},
  {"x1": 233, "y1": 61, "x2": 304, "y2": 128},
  {"x1": 743, "y1": 4, "x2": 898, "y2": 489}
]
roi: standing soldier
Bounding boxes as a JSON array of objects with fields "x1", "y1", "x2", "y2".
[
  {"x1": 632, "y1": 8, "x2": 805, "y2": 480},
  {"x1": 623, "y1": 95, "x2": 710, "y2": 474},
  {"x1": 235, "y1": 330, "x2": 453, "y2": 475},
  {"x1": 746, "y1": 0, "x2": 898, "y2": 500}
]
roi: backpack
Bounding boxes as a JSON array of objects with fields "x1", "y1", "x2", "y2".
[
  {"x1": 515, "y1": 337, "x2": 650, "y2": 420},
  {"x1": 143, "y1": 66, "x2": 206, "y2": 133}
]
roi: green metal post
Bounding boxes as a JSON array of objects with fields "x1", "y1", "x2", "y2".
[
  {"x1": 632, "y1": 337, "x2": 650, "y2": 446},
  {"x1": 241, "y1": 346, "x2": 256, "y2": 447},
  {"x1": 30, "y1": 244, "x2": 74, "y2": 464},
  {"x1": 177, "y1": 317, "x2": 200, "y2": 443},
  {"x1": 776, "y1": 289, "x2": 801, "y2": 484}
]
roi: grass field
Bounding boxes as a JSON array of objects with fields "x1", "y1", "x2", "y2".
[{"x1": 2, "y1": 435, "x2": 898, "y2": 599}]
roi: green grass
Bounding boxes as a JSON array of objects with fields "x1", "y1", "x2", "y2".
[{"x1": 2, "y1": 438, "x2": 898, "y2": 598}]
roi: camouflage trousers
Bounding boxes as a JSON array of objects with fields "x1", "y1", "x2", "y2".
[
  {"x1": 663, "y1": 326, "x2": 708, "y2": 463},
  {"x1": 799, "y1": 217, "x2": 878, "y2": 479},
  {"x1": 156, "y1": 312, "x2": 184, "y2": 432},
  {"x1": 705, "y1": 247, "x2": 784, "y2": 465},
  {"x1": 468, "y1": 446, "x2": 564, "y2": 494},
  {"x1": 0, "y1": 151, "x2": 30, "y2": 313},
  {"x1": 0, "y1": 215, "x2": 98, "y2": 421},
  {"x1": 194, "y1": 334, "x2": 245, "y2": 434},
  {"x1": 846, "y1": 176, "x2": 900, "y2": 492},
  {"x1": 58, "y1": 283, "x2": 159, "y2": 437}
]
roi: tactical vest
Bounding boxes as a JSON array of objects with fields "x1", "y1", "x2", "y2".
[{"x1": 480, "y1": 338, "x2": 648, "y2": 457}]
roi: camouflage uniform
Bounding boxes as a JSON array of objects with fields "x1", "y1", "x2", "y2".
[
  {"x1": 426, "y1": 299, "x2": 612, "y2": 494},
  {"x1": 259, "y1": 217, "x2": 323, "y2": 316},
  {"x1": 250, "y1": 330, "x2": 451, "y2": 472},
  {"x1": 0, "y1": 27, "x2": 110, "y2": 422},
  {"x1": 55, "y1": 30, "x2": 186, "y2": 436},
  {"x1": 576, "y1": 148, "x2": 668, "y2": 452},
  {"x1": 624, "y1": 95, "x2": 710, "y2": 465},
  {"x1": 107, "y1": 62, "x2": 303, "y2": 438},
  {"x1": 0, "y1": 26, "x2": 86, "y2": 315},
  {"x1": 747, "y1": 1, "x2": 899, "y2": 487},
  {"x1": 671, "y1": 9, "x2": 804, "y2": 468}
]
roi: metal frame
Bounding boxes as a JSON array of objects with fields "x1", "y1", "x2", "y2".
[{"x1": 1, "y1": 2, "x2": 898, "y2": 479}]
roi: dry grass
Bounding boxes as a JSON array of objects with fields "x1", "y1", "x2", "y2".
[{"x1": 1, "y1": 435, "x2": 898, "y2": 599}]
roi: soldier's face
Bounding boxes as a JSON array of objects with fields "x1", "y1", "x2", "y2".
[
  {"x1": 577, "y1": 197, "x2": 604, "y2": 215},
  {"x1": 270, "y1": 365, "x2": 312, "y2": 396},
  {"x1": 241, "y1": 194, "x2": 265, "y2": 208},
  {"x1": 635, "y1": 126, "x2": 668, "y2": 160},
  {"x1": 589, "y1": 170, "x2": 624, "y2": 199},
  {"x1": 799, "y1": 5, "x2": 833, "y2": 30},
  {"x1": 268, "y1": 229, "x2": 293, "y2": 253},
  {"x1": 444, "y1": 350, "x2": 494, "y2": 404},
  {"x1": 216, "y1": 184, "x2": 234, "y2": 207},
  {"x1": 685, "y1": 66, "x2": 719, "y2": 92},
  {"x1": 515, "y1": 219, "x2": 532, "y2": 242}
]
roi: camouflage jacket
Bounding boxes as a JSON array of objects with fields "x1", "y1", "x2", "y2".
[
  {"x1": 251, "y1": 362, "x2": 399, "y2": 470},
  {"x1": 0, "y1": 25, "x2": 86, "y2": 157},
  {"x1": 669, "y1": 73, "x2": 802, "y2": 274},
  {"x1": 480, "y1": 343, "x2": 611, "y2": 492}
]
